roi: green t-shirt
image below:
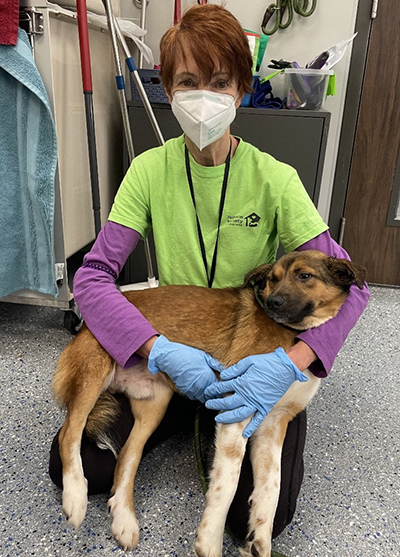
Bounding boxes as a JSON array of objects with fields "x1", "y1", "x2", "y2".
[{"x1": 109, "y1": 135, "x2": 328, "y2": 288}]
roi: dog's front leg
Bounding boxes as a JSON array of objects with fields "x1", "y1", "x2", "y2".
[
  {"x1": 240, "y1": 409, "x2": 288, "y2": 557},
  {"x1": 243, "y1": 375, "x2": 320, "y2": 557},
  {"x1": 194, "y1": 419, "x2": 249, "y2": 557},
  {"x1": 108, "y1": 384, "x2": 173, "y2": 551}
]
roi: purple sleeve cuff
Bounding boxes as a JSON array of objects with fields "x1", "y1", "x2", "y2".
[
  {"x1": 73, "y1": 221, "x2": 159, "y2": 368},
  {"x1": 295, "y1": 231, "x2": 370, "y2": 377}
]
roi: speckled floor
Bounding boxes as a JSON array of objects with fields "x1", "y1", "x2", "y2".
[{"x1": 0, "y1": 285, "x2": 399, "y2": 557}]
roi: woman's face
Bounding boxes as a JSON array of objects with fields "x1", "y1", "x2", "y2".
[{"x1": 166, "y1": 49, "x2": 242, "y2": 107}]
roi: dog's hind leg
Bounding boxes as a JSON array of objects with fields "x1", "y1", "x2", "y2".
[
  {"x1": 194, "y1": 419, "x2": 249, "y2": 557},
  {"x1": 53, "y1": 329, "x2": 115, "y2": 529},
  {"x1": 108, "y1": 380, "x2": 174, "y2": 550},
  {"x1": 59, "y1": 377, "x2": 109, "y2": 529}
]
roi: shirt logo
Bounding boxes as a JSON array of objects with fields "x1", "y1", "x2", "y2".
[
  {"x1": 245, "y1": 212, "x2": 261, "y2": 227},
  {"x1": 227, "y1": 212, "x2": 261, "y2": 228}
]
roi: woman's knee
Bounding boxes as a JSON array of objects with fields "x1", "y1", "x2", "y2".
[
  {"x1": 272, "y1": 409, "x2": 307, "y2": 538},
  {"x1": 49, "y1": 428, "x2": 117, "y2": 495},
  {"x1": 48, "y1": 393, "x2": 133, "y2": 495},
  {"x1": 48, "y1": 393, "x2": 198, "y2": 495}
]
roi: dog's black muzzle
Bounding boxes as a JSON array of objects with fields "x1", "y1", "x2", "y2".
[{"x1": 264, "y1": 293, "x2": 314, "y2": 326}]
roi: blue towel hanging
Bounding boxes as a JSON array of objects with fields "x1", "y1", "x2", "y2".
[{"x1": 0, "y1": 29, "x2": 58, "y2": 298}]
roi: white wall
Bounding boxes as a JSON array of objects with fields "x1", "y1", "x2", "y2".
[{"x1": 121, "y1": 0, "x2": 360, "y2": 222}]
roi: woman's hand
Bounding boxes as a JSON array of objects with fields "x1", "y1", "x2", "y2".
[
  {"x1": 204, "y1": 348, "x2": 308, "y2": 438},
  {"x1": 147, "y1": 335, "x2": 219, "y2": 403}
]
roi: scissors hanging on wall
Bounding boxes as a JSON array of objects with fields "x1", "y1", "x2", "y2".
[{"x1": 262, "y1": 0, "x2": 317, "y2": 36}]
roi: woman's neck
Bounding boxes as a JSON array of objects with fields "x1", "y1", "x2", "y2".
[{"x1": 185, "y1": 131, "x2": 238, "y2": 166}]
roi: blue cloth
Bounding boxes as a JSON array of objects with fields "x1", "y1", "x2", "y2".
[
  {"x1": 252, "y1": 79, "x2": 283, "y2": 109},
  {"x1": 0, "y1": 29, "x2": 58, "y2": 298}
]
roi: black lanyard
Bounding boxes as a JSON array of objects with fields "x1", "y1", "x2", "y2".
[{"x1": 185, "y1": 142, "x2": 232, "y2": 288}]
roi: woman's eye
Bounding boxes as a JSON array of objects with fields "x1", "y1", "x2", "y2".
[
  {"x1": 177, "y1": 78, "x2": 196, "y2": 88},
  {"x1": 216, "y1": 81, "x2": 229, "y2": 89}
]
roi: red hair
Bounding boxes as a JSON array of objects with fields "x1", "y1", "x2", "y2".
[{"x1": 160, "y1": 4, "x2": 253, "y2": 97}]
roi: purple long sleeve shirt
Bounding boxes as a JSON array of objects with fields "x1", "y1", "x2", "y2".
[{"x1": 73, "y1": 221, "x2": 369, "y2": 377}]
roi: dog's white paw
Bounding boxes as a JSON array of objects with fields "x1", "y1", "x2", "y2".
[
  {"x1": 194, "y1": 514, "x2": 224, "y2": 557},
  {"x1": 194, "y1": 538, "x2": 222, "y2": 557},
  {"x1": 108, "y1": 495, "x2": 139, "y2": 550},
  {"x1": 239, "y1": 538, "x2": 271, "y2": 557},
  {"x1": 62, "y1": 475, "x2": 88, "y2": 529}
]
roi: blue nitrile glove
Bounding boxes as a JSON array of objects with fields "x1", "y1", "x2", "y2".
[
  {"x1": 147, "y1": 335, "x2": 219, "y2": 403},
  {"x1": 204, "y1": 348, "x2": 308, "y2": 438}
]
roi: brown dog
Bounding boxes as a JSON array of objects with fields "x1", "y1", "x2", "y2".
[{"x1": 52, "y1": 250, "x2": 366, "y2": 557}]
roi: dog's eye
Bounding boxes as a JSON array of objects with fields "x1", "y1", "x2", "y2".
[
  {"x1": 268, "y1": 275, "x2": 279, "y2": 284},
  {"x1": 298, "y1": 273, "x2": 312, "y2": 281}
]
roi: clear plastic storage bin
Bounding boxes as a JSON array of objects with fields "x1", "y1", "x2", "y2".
[{"x1": 285, "y1": 68, "x2": 333, "y2": 109}]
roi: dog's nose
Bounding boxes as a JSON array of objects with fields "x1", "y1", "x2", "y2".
[{"x1": 267, "y1": 295, "x2": 285, "y2": 311}]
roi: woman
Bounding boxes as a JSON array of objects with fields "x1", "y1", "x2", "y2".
[{"x1": 50, "y1": 4, "x2": 369, "y2": 542}]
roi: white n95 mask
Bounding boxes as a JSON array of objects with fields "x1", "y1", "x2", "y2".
[{"x1": 171, "y1": 89, "x2": 237, "y2": 151}]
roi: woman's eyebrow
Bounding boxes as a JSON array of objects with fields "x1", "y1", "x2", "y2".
[
  {"x1": 174, "y1": 72, "x2": 198, "y2": 81},
  {"x1": 173, "y1": 71, "x2": 231, "y2": 82},
  {"x1": 212, "y1": 71, "x2": 231, "y2": 78}
]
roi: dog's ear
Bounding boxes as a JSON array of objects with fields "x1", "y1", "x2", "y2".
[
  {"x1": 326, "y1": 257, "x2": 367, "y2": 289},
  {"x1": 242, "y1": 263, "x2": 273, "y2": 289}
]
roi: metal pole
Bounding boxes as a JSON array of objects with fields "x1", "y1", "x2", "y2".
[
  {"x1": 138, "y1": 0, "x2": 147, "y2": 69},
  {"x1": 115, "y1": 21, "x2": 165, "y2": 146},
  {"x1": 102, "y1": 0, "x2": 134, "y2": 159},
  {"x1": 102, "y1": 0, "x2": 155, "y2": 281},
  {"x1": 76, "y1": 0, "x2": 102, "y2": 236}
]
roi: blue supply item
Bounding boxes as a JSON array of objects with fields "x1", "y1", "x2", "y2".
[
  {"x1": 130, "y1": 68, "x2": 169, "y2": 104},
  {"x1": 241, "y1": 74, "x2": 283, "y2": 109},
  {"x1": 0, "y1": 29, "x2": 58, "y2": 298},
  {"x1": 252, "y1": 78, "x2": 283, "y2": 109},
  {"x1": 241, "y1": 75, "x2": 259, "y2": 107}
]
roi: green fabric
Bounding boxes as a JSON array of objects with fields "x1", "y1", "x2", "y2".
[
  {"x1": 257, "y1": 34, "x2": 269, "y2": 71},
  {"x1": 327, "y1": 73, "x2": 337, "y2": 96},
  {"x1": 108, "y1": 135, "x2": 327, "y2": 288}
]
